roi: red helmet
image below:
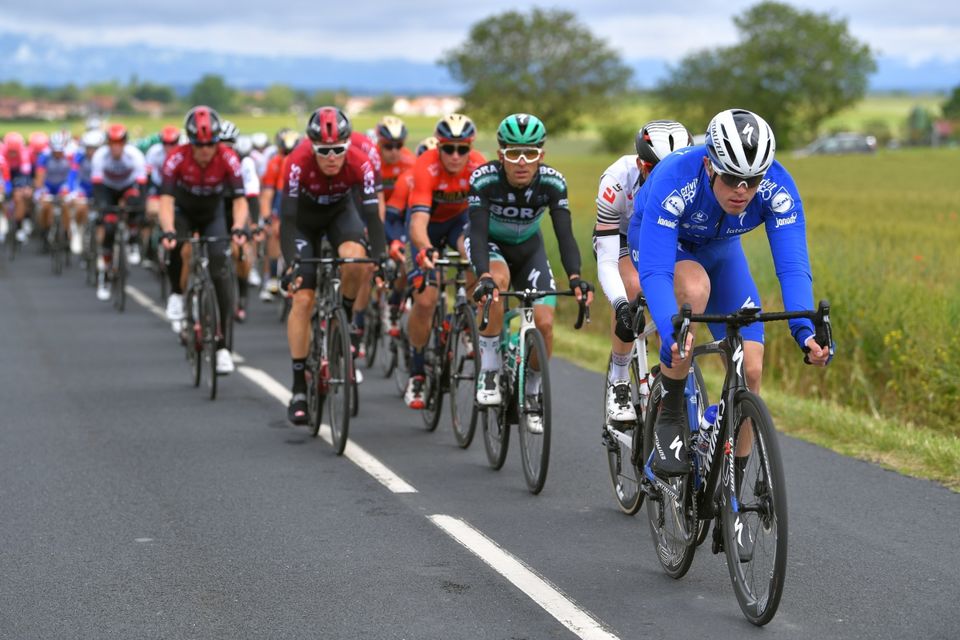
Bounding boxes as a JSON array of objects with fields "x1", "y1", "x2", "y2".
[
  {"x1": 3, "y1": 132, "x2": 24, "y2": 150},
  {"x1": 107, "y1": 124, "x2": 128, "y2": 144},
  {"x1": 160, "y1": 125, "x2": 181, "y2": 145},
  {"x1": 29, "y1": 131, "x2": 49, "y2": 152},
  {"x1": 184, "y1": 106, "x2": 222, "y2": 144},
  {"x1": 306, "y1": 107, "x2": 351, "y2": 145}
]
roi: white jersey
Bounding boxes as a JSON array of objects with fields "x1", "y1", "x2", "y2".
[
  {"x1": 91, "y1": 144, "x2": 146, "y2": 190},
  {"x1": 240, "y1": 156, "x2": 260, "y2": 196},
  {"x1": 594, "y1": 155, "x2": 643, "y2": 308},
  {"x1": 595, "y1": 154, "x2": 642, "y2": 235},
  {"x1": 144, "y1": 142, "x2": 168, "y2": 185},
  {"x1": 249, "y1": 149, "x2": 269, "y2": 179}
]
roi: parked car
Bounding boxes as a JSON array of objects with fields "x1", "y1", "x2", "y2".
[{"x1": 796, "y1": 133, "x2": 876, "y2": 157}]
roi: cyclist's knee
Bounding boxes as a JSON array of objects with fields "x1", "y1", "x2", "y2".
[
  {"x1": 338, "y1": 240, "x2": 365, "y2": 259},
  {"x1": 291, "y1": 290, "x2": 315, "y2": 315},
  {"x1": 744, "y1": 341, "x2": 764, "y2": 390},
  {"x1": 413, "y1": 286, "x2": 438, "y2": 310}
]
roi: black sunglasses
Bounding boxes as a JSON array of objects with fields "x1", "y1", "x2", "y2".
[
  {"x1": 380, "y1": 142, "x2": 404, "y2": 151},
  {"x1": 440, "y1": 144, "x2": 471, "y2": 156},
  {"x1": 717, "y1": 172, "x2": 763, "y2": 189},
  {"x1": 192, "y1": 141, "x2": 217, "y2": 148}
]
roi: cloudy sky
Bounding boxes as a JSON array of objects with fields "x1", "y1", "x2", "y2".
[{"x1": 2, "y1": 1, "x2": 958, "y2": 89}]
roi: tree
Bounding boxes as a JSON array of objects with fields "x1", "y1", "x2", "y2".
[
  {"x1": 261, "y1": 83, "x2": 296, "y2": 112},
  {"x1": 655, "y1": 1, "x2": 875, "y2": 148},
  {"x1": 133, "y1": 82, "x2": 176, "y2": 104},
  {"x1": 942, "y1": 85, "x2": 960, "y2": 120},
  {"x1": 188, "y1": 74, "x2": 235, "y2": 112},
  {"x1": 441, "y1": 8, "x2": 631, "y2": 135},
  {"x1": 370, "y1": 92, "x2": 396, "y2": 113}
]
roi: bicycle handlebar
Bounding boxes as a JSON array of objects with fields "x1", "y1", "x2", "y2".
[
  {"x1": 671, "y1": 300, "x2": 834, "y2": 363},
  {"x1": 478, "y1": 289, "x2": 590, "y2": 331}
]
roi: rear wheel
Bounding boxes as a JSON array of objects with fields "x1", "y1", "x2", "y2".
[
  {"x1": 519, "y1": 329, "x2": 551, "y2": 495},
  {"x1": 722, "y1": 391, "x2": 788, "y2": 626},
  {"x1": 327, "y1": 308, "x2": 352, "y2": 455},
  {"x1": 449, "y1": 307, "x2": 479, "y2": 448},
  {"x1": 605, "y1": 354, "x2": 644, "y2": 515}
]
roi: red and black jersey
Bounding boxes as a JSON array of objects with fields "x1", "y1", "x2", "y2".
[
  {"x1": 280, "y1": 139, "x2": 380, "y2": 209},
  {"x1": 161, "y1": 143, "x2": 244, "y2": 214}
]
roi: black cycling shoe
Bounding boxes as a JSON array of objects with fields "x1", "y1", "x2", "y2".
[
  {"x1": 287, "y1": 392, "x2": 308, "y2": 425},
  {"x1": 650, "y1": 409, "x2": 690, "y2": 477}
]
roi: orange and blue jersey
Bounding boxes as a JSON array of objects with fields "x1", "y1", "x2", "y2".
[
  {"x1": 380, "y1": 147, "x2": 416, "y2": 201},
  {"x1": 408, "y1": 148, "x2": 486, "y2": 223},
  {"x1": 385, "y1": 168, "x2": 415, "y2": 242}
]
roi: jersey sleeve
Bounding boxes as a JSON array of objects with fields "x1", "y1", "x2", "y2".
[
  {"x1": 634, "y1": 172, "x2": 683, "y2": 365},
  {"x1": 240, "y1": 156, "x2": 260, "y2": 196},
  {"x1": 761, "y1": 170, "x2": 815, "y2": 346},
  {"x1": 130, "y1": 147, "x2": 148, "y2": 184},
  {"x1": 595, "y1": 171, "x2": 628, "y2": 232},
  {"x1": 408, "y1": 152, "x2": 436, "y2": 217},
  {"x1": 466, "y1": 167, "x2": 493, "y2": 276},
  {"x1": 90, "y1": 148, "x2": 105, "y2": 184},
  {"x1": 546, "y1": 169, "x2": 581, "y2": 278}
]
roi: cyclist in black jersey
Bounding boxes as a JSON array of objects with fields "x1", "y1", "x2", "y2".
[{"x1": 466, "y1": 114, "x2": 594, "y2": 426}]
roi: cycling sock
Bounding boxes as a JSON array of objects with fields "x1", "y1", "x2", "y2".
[
  {"x1": 660, "y1": 374, "x2": 686, "y2": 415},
  {"x1": 353, "y1": 309, "x2": 366, "y2": 331},
  {"x1": 342, "y1": 296, "x2": 355, "y2": 322},
  {"x1": 478, "y1": 335, "x2": 500, "y2": 371},
  {"x1": 609, "y1": 351, "x2": 631, "y2": 383},
  {"x1": 525, "y1": 369, "x2": 542, "y2": 397},
  {"x1": 410, "y1": 347, "x2": 426, "y2": 375},
  {"x1": 292, "y1": 358, "x2": 306, "y2": 393},
  {"x1": 388, "y1": 289, "x2": 401, "y2": 307},
  {"x1": 238, "y1": 277, "x2": 249, "y2": 299}
]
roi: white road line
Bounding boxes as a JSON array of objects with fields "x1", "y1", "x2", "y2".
[
  {"x1": 236, "y1": 365, "x2": 417, "y2": 494},
  {"x1": 429, "y1": 515, "x2": 621, "y2": 640},
  {"x1": 126, "y1": 285, "x2": 166, "y2": 320}
]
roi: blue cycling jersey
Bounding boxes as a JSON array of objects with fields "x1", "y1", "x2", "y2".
[
  {"x1": 37, "y1": 151, "x2": 77, "y2": 193},
  {"x1": 628, "y1": 146, "x2": 815, "y2": 362}
]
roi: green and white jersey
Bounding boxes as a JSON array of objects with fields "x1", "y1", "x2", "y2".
[{"x1": 467, "y1": 161, "x2": 570, "y2": 245}]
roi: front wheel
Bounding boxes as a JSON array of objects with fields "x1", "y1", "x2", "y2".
[
  {"x1": 112, "y1": 237, "x2": 127, "y2": 312},
  {"x1": 185, "y1": 289, "x2": 201, "y2": 388},
  {"x1": 642, "y1": 374, "x2": 698, "y2": 578},
  {"x1": 306, "y1": 311, "x2": 325, "y2": 437},
  {"x1": 421, "y1": 317, "x2": 445, "y2": 432},
  {"x1": 200, "y1": 283, "x2": 219, "y2": 400},
  {"x1": 722, "y1": 391, "x2": 788, "y2": 626},
  {"x1": 481, "y1": 405, "x2": 510, "y2": 470},
  {"x1": 327, "y1": 308, "x2": 353, "y2": 455},
  {"x1": 448, "y1": 308, "x2": 479, "y2": 448},
  {"x1": 518, "y1": 329, "x2": 551, "y2": 495}
]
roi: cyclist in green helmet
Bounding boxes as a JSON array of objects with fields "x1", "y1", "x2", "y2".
[{"x1": 466, "y1": 113, "x2": 594, "y2": 427}]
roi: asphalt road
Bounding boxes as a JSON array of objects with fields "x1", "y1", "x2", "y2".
[{"x1": 1, "y1": 250, "x2": 957, "y2": 639}]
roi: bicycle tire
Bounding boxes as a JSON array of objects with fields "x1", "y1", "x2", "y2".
[
  {"x1": 381, "y1": 331, "x2": 397, "y2": 378},
  {"x1": 351, "y1": 375, "x2": 359, "y2": 418},
  {"x1": 327, "y1": 308, "x2": 352, "y2": 455},
  {"x1": 306, "y1": 311, "x2": 324, "y2": 437},
  {"x1": 51, "y1": 218, "x2": 63, "y2": 275},
  {"x1": 393, "y1": 332, "x2": 410, "y2": 397},
  {"x1": 200, "y1": 283, "x2": 219, "y2": 400},
  {"x1": 605, "y1": 353, "x2": 644, "y2": 515},
  {"x1": 449, "y1": 307, "x2": 479, "y2": 449},
  {"x1": 642, "y1": 374, "x2": 698, "y2": 579},
  {"x1": 481, "y1": 406, "x2": 510, "y2": 470},
  {"x1": 721, "y1": 390, "x2": 788, "y2": 626},
  {"x1": 185, "y1": 289, "x2": 202, "y2": 388},
  {"x1": 519, "y1": 329, "x2": 551, "y2": 495},
  {"x1": 421, "y1": 316, "x2": 444, "y2": 432},
  {"x1": 364, "y1": 295, "x2": 381, "y2": 368}
]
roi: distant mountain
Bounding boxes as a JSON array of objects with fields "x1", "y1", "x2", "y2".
[{"x1": 1, "y1": 32, "x2": 956, "y2": 94}]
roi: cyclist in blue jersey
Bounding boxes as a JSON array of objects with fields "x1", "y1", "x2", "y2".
[
  {"x1": 34, "y1": 132, "x2": 78, "y2": 248},
  {"x1": 627, "y1": 108, "x2": 831, "y2": 477}
]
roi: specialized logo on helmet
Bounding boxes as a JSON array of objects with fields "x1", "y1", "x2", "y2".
[{"x1": 742, "y1": 123, "x2": 755, "y2": 144}]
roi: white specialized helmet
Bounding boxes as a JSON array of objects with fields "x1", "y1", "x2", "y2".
[
  {"x1": 82, "y1": 129, "x2": 105, "y2": 148},
  {"x1": 234, "y1": 135, "x2": 253, "y2": 157},
  {"x1": 250, "y1": 132, "x2": 269, "y2": 150},
  {"x1": 705, "y1": 108, "x2": 775, "y2": 178}
]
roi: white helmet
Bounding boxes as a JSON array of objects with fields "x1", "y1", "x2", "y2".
[
  {"x1": 49, "y1": 132, "x2": 67, "y2": 152},
  {"x1": 234, "y1": 135, "x2": 253, "y2": 157},
  {"x1": 250, "y1": 132, "x2": 269, "y2": 150},
  {"x1": 82, "y1": 129, "x2": 105, "y2": 148},
  {"x1": 705, "y1": 108, "x2": 775, "y2": 178},
  {"x1": 635, "y1": 120, "x2": 693, "y2": 165}
]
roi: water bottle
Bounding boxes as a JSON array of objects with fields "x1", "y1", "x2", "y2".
[{"x1": 696, "y1": 404, "x2": 719, "y2": 456}]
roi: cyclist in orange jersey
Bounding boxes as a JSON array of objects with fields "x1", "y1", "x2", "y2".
[
  {"x1": 258, "y1": 128, "x2": 300, "y2": 300},
  {"x1": 402, "y1": 115, "x2": 485, "y2": 409}
]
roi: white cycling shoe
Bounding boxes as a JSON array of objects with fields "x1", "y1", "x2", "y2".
[
  {"x1": 476, "y1": 370, "x2": 502, "y2": 406},
  {"x1": 606, "y1": 380, "x2": 637, "y2": 423},
  {"x1": 216, "y1": 349, "x2": 235, "y2": 375},
  {"x1": 166, "y1": 293, "x2": 184, "y2": 321}
]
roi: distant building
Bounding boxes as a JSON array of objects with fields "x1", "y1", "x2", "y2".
[
  {"x1": 344, "y1": 97, "x2": 374, "y2": 116},
  {"x1": 392, "y1": 96, "x2": 465, "y2": 117}
]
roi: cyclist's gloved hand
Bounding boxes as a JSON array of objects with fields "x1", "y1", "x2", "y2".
[
  {"x1": 614, "y1": 299, "x2": 636, "y2": 343},
  {"x1": 415, "y1": 246, "x2": 438, "y2": 269},
  {"x1": 473, "y1": 275, "x2": 498, "y2": 303},
  {"x1": 160, "y1": 230, "x2": 177, "y2": 250},
  {"x1": 389, "y1": 239, "x2": 406, "y2": 262},
  {"x1": 569, "y1": 276, "x2": 594, "y2": 302},
  {"x1": 279, "y1": 265, "x2": 301, "y2": 296}
]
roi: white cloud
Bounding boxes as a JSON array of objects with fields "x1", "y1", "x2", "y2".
[
  {"x1": 852, "y1": 25, "x2": 960, "y2": 64},
  {"x1": 13, "y1": 43, "x2": 34, "y2": 63}
]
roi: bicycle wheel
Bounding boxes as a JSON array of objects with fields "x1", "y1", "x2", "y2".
[
  {"x1": 642, "y1": 374, "x2": 698, "y2": 578},
  {"x1": 112, "y1": 236, "x2": 127, "y2": 312},
  {"x1": 306, "y1": 311, "x2": 326, "y2": 437},
  {"x1": 327, "y1": 308, "x2": 352, "y2": 455},
  {"x1": 51, "y1": 218, "x2": 63, "y2": 275},
  {"x1": 381, "y1": 330, "x2": 397, "y2": 378},
  {"x1": 393, "y1": 331, "x2": 410, "y2": 397},
  {"x1": 605, "y1": 353, "x2": 644, "y2": 515},
  {"x1": 421, "y1": 320, "x2": 444, "y2": 432},
  {"x1": 184, "y1": 289, "x2": 202, "y2": 387},
  {"x1": 481, "y1": 405, "x2": 510, "y2": 470},
  {"x1": 519, "y1": 329, "x2": 551, "y2": 495},
  {"x1": 364, "y1": 294, "x2": 381, "y2": 368},
  {"x1": 721, "y1": 390, "x2": 788, "y2": 626},
  {"x1": 200, "y1": 283, "x2": 219, "y2": 400},
  {"x1": 448, "y1": 307, "x2": 479, "y2": 448}
]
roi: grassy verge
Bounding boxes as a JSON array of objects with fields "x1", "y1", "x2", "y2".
[{"x1": 552, "y1": 325, "x2": 960, "y2": 491}]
